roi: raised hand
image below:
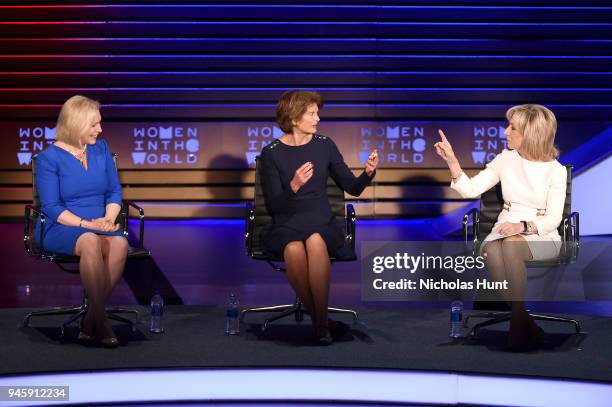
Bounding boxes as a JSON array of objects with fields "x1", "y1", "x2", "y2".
[
  {"x1": 434, "y1": 129, "x2": 456, "y2": 162},
  {"x1": 290, "y1": 161, "x2": 314, "y2": 193},
  {"x1": 366, "y1": 149, "x2": 379, "y2": 176}
]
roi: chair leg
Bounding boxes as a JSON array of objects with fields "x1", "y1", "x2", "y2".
[
  {"x1": 61, "y1": 308, "x2": 88, "y2": 337},
  {"x1": 530, "y1": 313, "x2": 581, "y2": 333},
  {"x1": 467, "y1": 311, "x2": 582, "y2": 336},
  {"x1": 471, "y1": 315, "x2": 511, "y2": 336},
  {"x1": 240, "y1": 303, "x2": 296, "y2": 321},
  {"x1": 107, "y1": 313, "x2": 137, "y2": 333},
  {"x1": 107, "y1": 307, "x2": 140, "y2": 323},
  {"x1": 463, "y1": 311, "x2": 510, "y2": 328},
  {"x1": 328, "y1": 306, "x2": 359, "y2": 323},
  {"x1": 262, "y1": 304, "x2": 301, "y2": 332},
  {"x1": 22, "y1": 305, "x2": 85, "y2": 328}
]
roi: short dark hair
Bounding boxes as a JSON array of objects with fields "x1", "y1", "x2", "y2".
[{"x1": 276, "y1": 90, "x2": 323, "y2": 133}]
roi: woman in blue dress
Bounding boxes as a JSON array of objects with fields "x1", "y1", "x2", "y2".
[
  {"x1": 261, "y1": 90, "x2": 379, "y2": 344},
  {"x1": 35, "y1": 95, "x2": 128, "y2": 347}
]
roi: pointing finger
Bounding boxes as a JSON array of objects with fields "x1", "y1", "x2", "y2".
[{"x1": 438, "y1": 129, "x2": 449, "y2": 143}]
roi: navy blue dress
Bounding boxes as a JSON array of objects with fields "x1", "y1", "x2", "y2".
[
  {"x1": 35, "y1": 139, "x2": 125, "y2": 255},
  {"x1": 260, "y1": 134, "x2": 374, "y2": 259}
]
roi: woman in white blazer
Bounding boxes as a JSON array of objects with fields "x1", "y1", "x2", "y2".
[{"x1": 435, "y1": 104, "x2": 566, "y2": 349}]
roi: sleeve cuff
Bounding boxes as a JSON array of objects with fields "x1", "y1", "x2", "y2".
[{"x1": 450, "y1": 172, "x2": 466, "y2": 189}]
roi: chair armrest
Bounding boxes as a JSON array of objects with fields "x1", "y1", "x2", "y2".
[
  {"x1": 24, "y1": 204, "x2": 45, "y2": 257},
  {"x1": 245, "y1": 203, "x2": 255, "y2": 254},
  {"x1": 346, "y1": 203, "x2": 356, "y2": 250},
  {"x1": 463, "y1": 207, "x2": 480, "y2": 245},
  {"x1": 123, "y1": 200, "x2": 146, "y2": 248}
]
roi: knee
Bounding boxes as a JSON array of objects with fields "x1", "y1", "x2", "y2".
[
  {"x1": 284, "y1": 241, "x2": 305, "y2": 260},
  {"x1": 483, "y1": 241, "x2": 502, "y2": 264},
  {"x1": 109, "y1": 236, "x2": 129, "y2": 256},
  {"x1": 501, "y1": 236, "x2": 526, "y2": 256},
  {"x1": 77, "y1": 233, "x2": 103, "y2": 257},
  {"x1": 305, "y1": 233, "x2": 327, "y2": 249}
]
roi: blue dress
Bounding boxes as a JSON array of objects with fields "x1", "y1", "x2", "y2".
[
  {"x1": 35, "y1": 139, "x2": 125, "y2": 255},
  {"x1": 260, "y1": 134, "x2": 374, "y2": 259}
]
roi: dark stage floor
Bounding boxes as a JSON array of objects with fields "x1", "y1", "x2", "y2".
[{"x1": 1, "y1": 306, "x2": 609, "y2": 383}]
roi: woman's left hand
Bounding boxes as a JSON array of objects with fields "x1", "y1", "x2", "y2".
[
  {"x1": 365, "y1": 149, "x2": 379, "y2": 176},
  {"x1": 496, "y1": 222, "x2": 524, "y2": 236}
]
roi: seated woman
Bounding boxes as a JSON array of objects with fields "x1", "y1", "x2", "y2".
[
  {"x1": 434, "y1": 104, "x2": 566, "y2": 349},
  {"x1": 35, "y1": 95, "x2": 128, "y2": 348},
  {"x1": 260, "y1": 89, "x2": 379, "y2": 345}
]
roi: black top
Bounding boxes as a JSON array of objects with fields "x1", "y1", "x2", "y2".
[{"x1": 259, "y1": 134, "x2": 373, "y2": 258}]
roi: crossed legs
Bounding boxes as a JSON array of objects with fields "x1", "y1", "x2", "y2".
[
  {"x1": 283, "y1": 233, "x2": 332, "y2": 336},
  {"x1": 482, "y1": 236, "x2": 542, "y2": 348},
  {"x1": 74, "y1": 233, "x2": 128, "y2": 342}
]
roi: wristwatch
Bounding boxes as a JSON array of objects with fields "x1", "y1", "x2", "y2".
[{"x1": 521, "y1": 221, "x2": 532, "y2": 233}]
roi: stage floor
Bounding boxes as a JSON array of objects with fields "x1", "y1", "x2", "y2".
[{"x1": 1, "y1": 305, "x2": 609, "y2": 383}]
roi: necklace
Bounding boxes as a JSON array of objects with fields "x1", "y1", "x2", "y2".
[
  {"x1": 71, "y1": 145, "x2": 87, "y2": 162},
  {"x1": 59, "y1": 142, "x2": 87, "y2": 164}
]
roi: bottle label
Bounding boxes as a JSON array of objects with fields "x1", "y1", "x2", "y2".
[
  {"x1": 226, "y1": 308, "x2": 238, "y2": 318},
  {"x1": 450, "y1": 309, "x2": 462, "y2": 322},
  {"x1": 151, "y1": 304, "x2": 164, "y2": 317}
]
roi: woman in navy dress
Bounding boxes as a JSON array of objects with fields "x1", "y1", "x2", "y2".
[
  {"x1": 261, "y1": 90, "x2": 379, "y2": 344},
  {"x1": 35, "y1": 95, "x2": 128, "y2": 347}
]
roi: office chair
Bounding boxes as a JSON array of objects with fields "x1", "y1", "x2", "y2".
[
  {"x1": 241, "y1": 156, "x2": 359, "y2": 332},
  {"x1": 461, "y1": 165, "x2": 581, "y2": 335},
  {"x1": 23, "y1": 154, "x2": 150, "y2": 336}
]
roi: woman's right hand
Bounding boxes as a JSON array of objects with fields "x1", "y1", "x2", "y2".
[
  {"x1": 434, "y1": 129, "x2": 456, "y2": 162},
  {"x1": 434, "y1": 129, "x2": 463, "y2": 180},
  {"x1": 290, "y1": 161, "x2": 314, "y2": 193}
]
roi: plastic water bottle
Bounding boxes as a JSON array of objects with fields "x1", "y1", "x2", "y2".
[
  {"x1": 226, "y1": 293, "x2": 240, "y2": 335},
  {"x1": 449, "y1": 300, "x2": 463, "y2": 338},
  {"x1": 150, "y1": 291, "x2": 164, "y2": 333}
]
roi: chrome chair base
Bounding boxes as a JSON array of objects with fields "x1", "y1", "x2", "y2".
[
  {"x1": 241, "y1": 296, "x2": 359, "y2": 332},
  {"x1": 465, "y1": 311, "x2": 581, "y2": 337},
  {"x1": 23, "y1": 301, "x2": 140, "y2": 337}
]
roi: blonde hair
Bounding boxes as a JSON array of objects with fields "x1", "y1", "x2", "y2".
[
  {"x1": 276, "y1": 89, "x2": 323, "y2": 133},
  {"x1": 55, "y1": 95, "x2": 100, "y2": 147},
  {"x1": 506, "y1": 104, "x2": 559, "y2": 161}
]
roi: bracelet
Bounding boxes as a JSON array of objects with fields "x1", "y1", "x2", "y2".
[
  {"x1": 521, "y1": 220, "x2": 528, "y2": 233},
  {"x1": 79, "y1": 218, "x2": 84, "y2": 228}
]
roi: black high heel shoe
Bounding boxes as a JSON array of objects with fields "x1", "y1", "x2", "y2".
[
  {"x1": 100, "y1": 335, "x2": 118, "y2": 348},
  {"x1": 78, "y1": 318, "x2": 95, "y2": 344}
]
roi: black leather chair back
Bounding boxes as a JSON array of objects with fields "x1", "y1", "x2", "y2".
[
  {"x1": 477, "y1": 165, "x2": 573, "y2": 242},
  {"x1": 31, "y1": 157, "x2": 41, "y2": 210},
  {"x1": 251, "y1": 156, "x2": 346, "y2": 258}
]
